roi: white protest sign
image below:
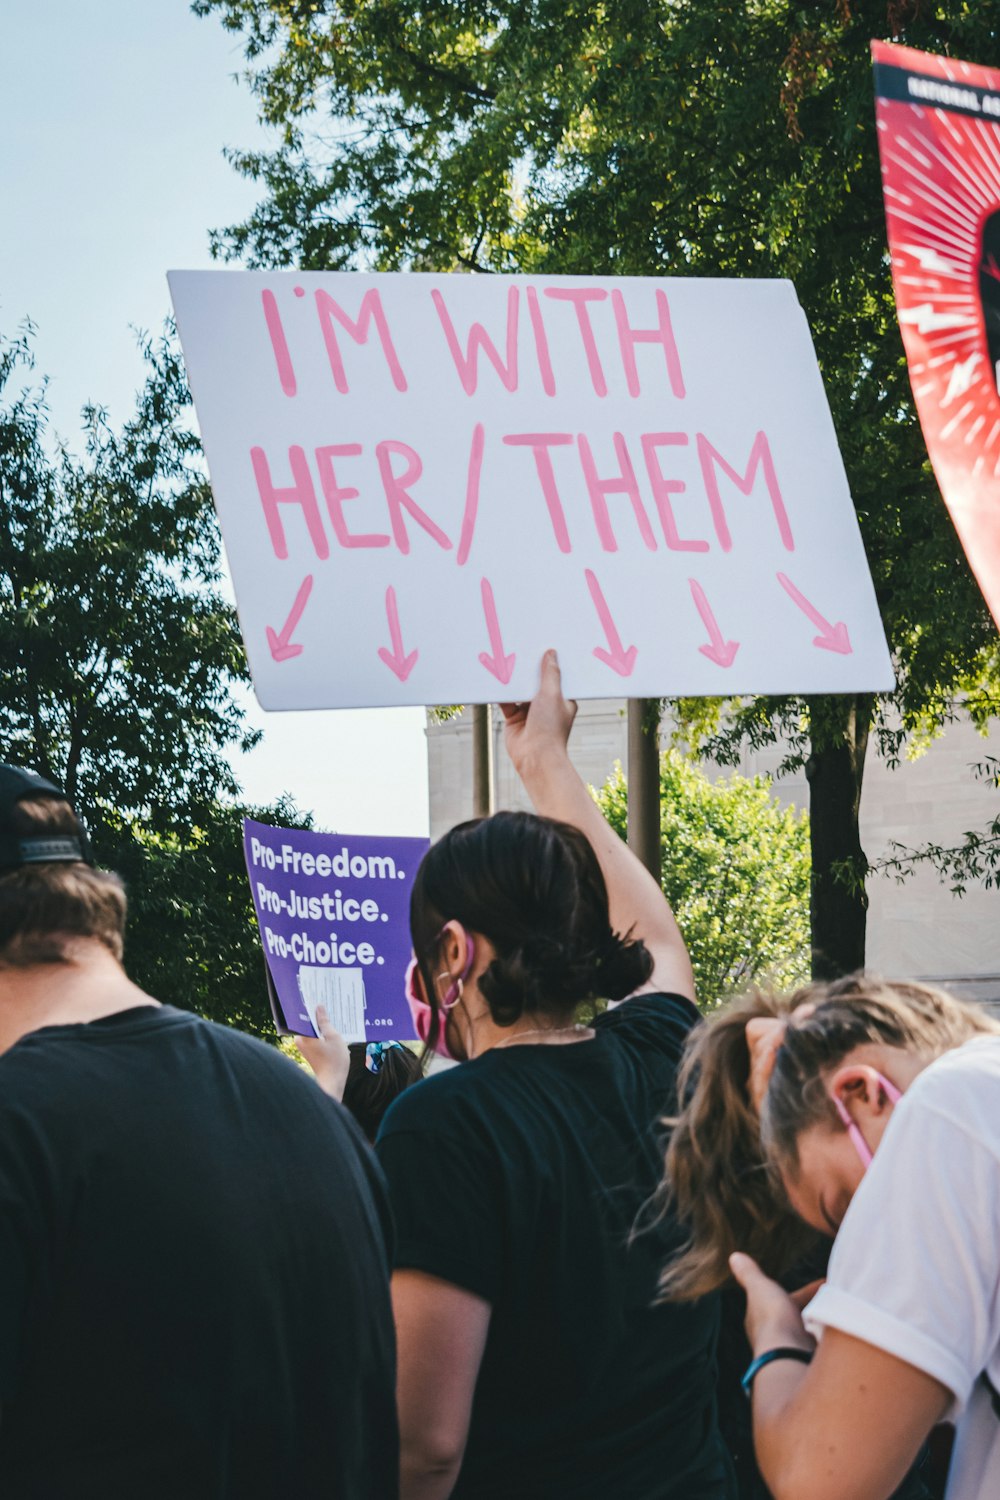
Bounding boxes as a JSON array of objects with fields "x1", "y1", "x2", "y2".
[{"x1": 168, "y1": 271, "x2": 894, "y2": 707}]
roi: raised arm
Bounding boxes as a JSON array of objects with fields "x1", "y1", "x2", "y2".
[
  {"x1": 296, "y1": 1005, "x2": 351, "y2": 1099},
  {"x1": 500, "y1": 651, "x2": 695, "y2": 1002}
]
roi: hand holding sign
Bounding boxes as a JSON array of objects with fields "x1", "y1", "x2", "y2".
[
  {"x1": 499, "y1": 649, "x2": 578, "y2": 781},
  {"x1": 244, "y1": 822, "x2": 427, "y2": 1038},
  {"x1": 296, "y1": 1004, "x2": 351, "y2": 1099},
  {"x1": 169, "y1": 270, "x2": 893, "y2": 707}
]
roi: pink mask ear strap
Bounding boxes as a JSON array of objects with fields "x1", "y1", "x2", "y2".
[
  {"x1": 879, "y1": 1073, "x2": 903, "y2": 1105},
  {"x1": 831, "y1": 1071, "x2": 901, "y2": 1168},
  {"x1": 832, "y1": 1094, "x2": 874, "y2": 1167}
]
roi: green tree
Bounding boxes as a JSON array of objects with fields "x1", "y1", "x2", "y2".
[
  {"x1": 0, "y1": 325, "x2": 285, "y2": 1030},
  {"x1": 596, "y1": 753, "x2": 809, "y2": 1006},
  {"x1": 0, "y1": 323, "x2": 253, "y2": 825},
  {"x1": 194, "y1": 0, "x2": 1000, "y2": 976},
  {"x1": 95, "y1": 798, "x2": 312, "y2": 1038}
]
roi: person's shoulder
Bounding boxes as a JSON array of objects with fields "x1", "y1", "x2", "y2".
[
  {"x1": 0, "y1": 1036, "x2": 47, "y2": 1083},
  {"x1": 904, "y1": 1034, "x2": 1000, "y2": 1145},
  {"x1": 594, "y1": 989, "x2": 701, "y2": 1041},
  {"x1": 158, "y1": 1013, "x2": 356, "y2": 1120},
  {"x1": 167, "y1": 1009, "x2": 301, "y2": 1068},
  {"x1": 0, "y1": 1022, "x2": 83, "y2": 1102},
  {"x1": 377, "y1": 1063, "x2": 485, "y2": 1140},
  {"x1": 0, "y1": 1049, "x2": 42, "y2": 1127},
  {"x1": 918, "y1": 1033, "x2": 1000, "y2": 1084},
  {"x1": 0, "y1": 1033, "x2": 90, "y2": 1165}
]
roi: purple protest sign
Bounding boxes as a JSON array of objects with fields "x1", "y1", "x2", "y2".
[{"x1": 243, "y1": 818, "x2": 428, "y2": 1040}]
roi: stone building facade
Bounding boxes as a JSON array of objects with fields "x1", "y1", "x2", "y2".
[{"x1": 426, "y1": 701, "x2": 999, "y2": 1003}]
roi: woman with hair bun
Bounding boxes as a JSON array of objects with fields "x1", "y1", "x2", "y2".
[{"x1": 377, "y1": 652, "x2": 735, "y2": 1500}]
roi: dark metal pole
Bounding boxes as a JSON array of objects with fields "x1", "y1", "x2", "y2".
[
  {"x1": 472, "y1": 703, "x2": 493, "y2": 817},
  {"x1": 627, "y1": 698, "x2": 661, "y2": 880}
]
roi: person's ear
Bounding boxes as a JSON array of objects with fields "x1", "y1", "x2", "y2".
[
  {"x1": 411, "y1": 959, "x2": 430, "y2": 1005},
  {"x1": 437, "y1": 920, "x2": 469, "y2": 980},
  {"x1": 828, "y1": 1064, "x2": 893, "y2": 1118}
]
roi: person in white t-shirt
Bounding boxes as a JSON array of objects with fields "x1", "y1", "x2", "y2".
[{"x1": 660, "y1": 976, "x2": 1000, "y2": 1500}]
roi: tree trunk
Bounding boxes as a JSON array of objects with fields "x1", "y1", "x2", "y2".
[
  {"x1": 805, "y1": 694, "x2": 873, "y2": 979},
  {"x1": 627, "y1": 698, "x2": 661, "y2": 880},
  {"x1": 471, "y1": 703, "x2": 493, "y2": 818}
]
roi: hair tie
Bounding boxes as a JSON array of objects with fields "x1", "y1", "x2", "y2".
[{"x1": 365, "y1": 1041, "x2": 404, "y2": 1074}]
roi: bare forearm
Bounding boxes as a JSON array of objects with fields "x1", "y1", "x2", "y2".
[
  {"x1": 310, "y1": 1061, "x2": 349, "y2": 1100},
  {"x1": 400, "y1": 1452, "x2": 461, "y2": 1500},
  {"x1": 393, "y1": 1272, "x2": 487, "y2": 1500},
  {"x1": 296, "y1": 1014, "x2": 350, "y2": 1099},
  {"x1": 748, "y1": 1362, "x2": 815, "y2": 1500},
  {"x1": 518, "y1": 749, "x2": 693, "y2": 993},
  {"x1": 501, "y1": 653, "x2": 693, "y2": 995},
  {"x1": 732, "y1": 1260, "x2": 948, "y2": 1500},
  {"x1": 748, "y1": 1338, "x2": 923, "y2": 1500}
]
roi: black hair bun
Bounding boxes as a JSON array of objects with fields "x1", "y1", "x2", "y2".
[
  {"x1": 410, "y1": 809, "x2": 656, "y2": 1033},
  {"x1": 480, "y1": 930, "x2": 653, "y2": 1025}
]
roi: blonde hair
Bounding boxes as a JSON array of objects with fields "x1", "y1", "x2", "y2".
[
  {"x1": 659, "y1": 975, "x2": 1000, "y2": 1302},
  {"x1": 0, "y1": 798, "x2": 126, "y2": 966}
]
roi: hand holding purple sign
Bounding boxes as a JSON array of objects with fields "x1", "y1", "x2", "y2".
[{"x1": 243, "y1": 818, "x2": 427, "y2": 1038}]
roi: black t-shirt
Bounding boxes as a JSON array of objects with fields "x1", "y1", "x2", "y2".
[
  {"x1": 376, "y1": 993, "x2": 735, "y2": 1500},
  {"x1": 0, "y1": 1005, "x2": 398, "y2": 1500}
]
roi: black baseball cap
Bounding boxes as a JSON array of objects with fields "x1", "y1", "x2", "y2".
[{"x1": 0, "y1": 766, "x2": 94, "y2": 876}]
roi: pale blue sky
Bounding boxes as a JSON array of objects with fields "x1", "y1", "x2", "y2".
[{"x1": 1, "y1": 0, "x2": 429, "y2": 835}]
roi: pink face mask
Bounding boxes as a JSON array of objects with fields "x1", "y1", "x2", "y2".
[
  {"x1": 830, "y1": 1070, "x2": 902, "y2": 1168},
  {"x1": 404, "y1": 928, "x2": 476, "y2": 1060}
]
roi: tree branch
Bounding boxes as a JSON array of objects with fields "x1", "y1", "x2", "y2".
[{"x1": 389, "y1": 40, "x2": 497, "y2": 106}]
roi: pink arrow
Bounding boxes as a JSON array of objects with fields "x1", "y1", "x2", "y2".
[
  {"x1": 478, "y1": 578, "x2": 516, "y2": 684},
  {"x1": 266, "y1": 574, "x2": 313, "y2": 662},
  {"x1": 585, "y1": 569, "x2": 638, "y2": 677},
  {"x1": 377, "y1": 586, "x2": 419, "y2": 681},
  {"x1": 776, "y1": 572, "x2": 852, "y2": 655},
  {"x1": 688, "y1": 579, "x2": 739, "y2": 668}
]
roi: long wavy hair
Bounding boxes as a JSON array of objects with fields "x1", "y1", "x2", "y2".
[{"x1": 658, "y1": 975, "x2": 1000, "y2": 1302}]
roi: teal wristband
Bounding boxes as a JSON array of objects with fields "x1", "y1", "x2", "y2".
[{"x1": 741, "y1": 1346, "x2": 813, "y2": 1397}]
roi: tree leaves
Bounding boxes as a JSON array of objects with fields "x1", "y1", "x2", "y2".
[
  {"x1": 595, "y1": 752, "x2": 810, "y2": 1007},
  {"x1": 196, "y1": 0, "x2": 1000, "y2": 707},
  {"x1": 193, "y1": 0, "x2": 1000, "y2": 964},
  {"x1": 0, "y1": 324, "x2": 253, "y2": 833},
  {"x1": 94, "y1": 798, "x2": 313, "y2": 1038}
]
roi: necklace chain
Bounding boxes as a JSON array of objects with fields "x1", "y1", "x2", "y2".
[{"x1": 493, "y1": 1023, "x2": 593, "y2": 1049}]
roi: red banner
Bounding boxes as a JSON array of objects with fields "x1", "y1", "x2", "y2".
[{"x1": 873, "y1": 40, "x2": 1000, "y2": 628}]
